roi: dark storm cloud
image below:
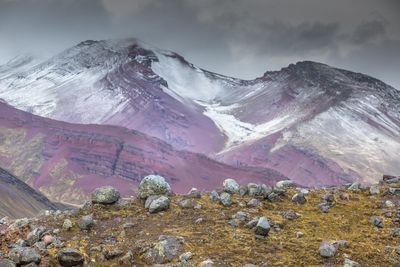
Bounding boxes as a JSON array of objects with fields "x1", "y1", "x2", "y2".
[{"x1": 0, "y1": 0, "x2": 399, "y2": 88}]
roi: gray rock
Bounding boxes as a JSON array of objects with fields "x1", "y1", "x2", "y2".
[
  {"x1": 138, "y1": 175, "x2": 172, "y2": 199},
  {"x1": 257, "y1": 184, "x2": 272, "y2": 199},
  {"x1": 103, "y1": 248, "x2": 124, "y2": 260},
  {"x1": 149, "y1": 196, "x2": 170, "y2": 213},
  {"x1": 219, "y1": 192, "x2": 232, "y2": 206},
  {"x1": 384, "y1": 200, "x2": 395, "y2": 208},
  {"x1": 143, "y1": 235, "x2": 185, "y2": 264},
  {"x1": 275, "y1": 180, "x2": 294, "y2": 189},
  {"x1": 123, "y1": 223, "x2": 135, "y2": 229},
  {"x1": 370, "y1": 216, "x2": 384, "y2": 228},
  {"x1": 57, "y1": 248, "x2": 84, "y2": 267},
  {"x1": 8, "y1": 218, "x2": 30, "y2": 230},
  {"x1": 91, "y1": 186, "x2": 120, "y2": 204},
  {"x1": 332, "y1": 240, "x2": 350, "y2": 249},
  {"x1": 210, "y1": 190, "x2": 220, "y2": 202},
  {"x1": 199, "y1": 259, "x2": 214, "y2": 267},
  {"x1": 248, "y1": 183, "x2": 262, "y2": 197},
  {"x1": 188, "y1": 188, "x2": 201, "y2": 198},
  {"x1": 223, "y1": 178, "x2": 240, "y2": 194},
  {"x1": 319, "y1": 241, "x2": 336, "y2": 258},
  {"x1": 26, "y1": 227, "x2": 46, "y2": 246},
  {"x1": 118, "y1": 250, "x2": 134, "y2": 265},
  {"x1": 348, "y1": 182, "x2": 361, "y2": 191},
  {"x1": 369, "y1": 185, "x2": 380, "y2": 195},
  {"x1": 389, "y1": 187, "x2": 400, "y2": 196},
  {"x1": 179, "y1": 251, "x2": 193, "y2": 263},
  {"x1": 247, "y1": 198, "x2": 261, "y2": 207},
  {"x1": 247, "y1": 218, "x2": 259, "y2": 229},
  {"x1": 319, "y1": 203, "x2": 332, "y2": 213},
  {"x1": 177, "y1": 198, "x2": 196, "y2": 209},
  {"x1": 32, "y1": 241, "x2": 48, "y2": 256},
  {"x1": 145, "y1": 195, "x2": 160, "y2": 209},
  {"x1": 243, "y1": 264, "x2": 257, "y2": 267},
  {"x1": 343, "y1": 259, "x2": 361, "y2": 267},
  {"x1": 267, "y1": 192, "x2": 280, "y2": 202},
  {"x1": 239, "y1": 185, "x2": 248, "y2": 196},
  {"x1": 0, "y1": 259, "x2": 16, "y2": 267},
  {"x1": 255, "y1": 217, "x2": 270, "y2": 237},
  {"x1": 8, "y1": 247, "x2": 41, "y2": 265},
  {"x1": 339, "y1": 193, "x2": 350, "y2": 201},
  {"x1": 390, "y1": 228, "x2": 400, "y2": 237},
  {"x1": 281, "y1": 210, "x2": 300, "y2": 220},
  {"x1": 292, "y1": 193, "x2": 306, "y2": 204},
  {"x1": 77, "y1": 214, "x2": 94, "y2": 230},
  {"x1": 14, "y1": 239, "x2": 28, "y2": 247},
  {"x1": 322, "y1": 194, "x2": 335, "y2": 203},
  {"x1": 62, "y1": 219, "x2": 73, "y2": 230},
  {"x1": 233, "y1": 211, "x2": 250, "y2": 222},
  {"x1": 396, "y1": 245, "x2": 400, "y2": 255}
]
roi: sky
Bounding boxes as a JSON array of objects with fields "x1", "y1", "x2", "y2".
[{"x1": 0, "y1": 0, "x2": 399, "y2": 88}]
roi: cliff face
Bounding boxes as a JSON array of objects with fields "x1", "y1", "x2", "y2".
[
  {"x1": 0, "y1": 102, "x2": 287, "y2": 204},
  {"x1": 0, "y1": 168, "x2": 58, "y2": 219}
]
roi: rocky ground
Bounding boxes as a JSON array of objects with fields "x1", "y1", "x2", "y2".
[{"x1": 0, "y1": 175, "x2": 399, "y2": 266}]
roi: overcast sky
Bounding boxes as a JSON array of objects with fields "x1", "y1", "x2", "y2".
[{"x1": 1, "y1": 0, "x2": 399, "y2": 88}]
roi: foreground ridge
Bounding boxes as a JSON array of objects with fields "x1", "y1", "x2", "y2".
[{"x1": 0, "y1": 175, "x2": 399, "y2": 266}]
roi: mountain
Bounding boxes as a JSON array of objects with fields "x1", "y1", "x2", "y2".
[
  {"x1": 0, "y1": 39, "x2": 399, "y2": 185},
  {"x1": 0, "y1": 102, "x2": 287, "y2": 204},
  {"x1": 0, "y1": 168, "x2": 58, "y2": 219}
]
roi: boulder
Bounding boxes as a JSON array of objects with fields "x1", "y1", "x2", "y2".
[
  {"x1": 219, "y1": 192, "x2": 232, "y2": 206},
  {"x1": 370, "y1": 216, "x2": 384, "y2": 228},
  {"x1": 223, "y1": 178, "x2": 240, "y2": 194},
  {"x1": 247, "y1": 198, "x2": 261, "y2": 207},
  {"x1": 281, "y1": 210, "x2": 300, "y2": 220},
  {"x1": 199, "y1": 259, "x2": 214, "y2": 267},
  {"x1": 138, "y1": 175, "x2": 172, "y2": 199},
  {"x1": 0, "y1": 259, "x2": 16, "y2": 267},
  {"x1": 57, "y1": 248, "x2": 84, "y2": 267},
  {"x1": 255, "y1": 217, "x2": 270, "y2": 237},
  {"x1": 292, "y1": 193, "x2": 306, "y2": 204},
  {"x1": 77, "y1": 214, "x2": 94, "y2": 230},
  {"x1": 143, "y1": 235, "x2": 185, "y2": 264},
  {"x1": 275, "y1": 180, "x2": 294, "y2": 189},
  {"x1": 91, "y1": 186, "x2": 120, "y2": 204},
  {"x1": 343, "y1": 259, "x2": 361, "y2": 267},
  {"x1": 319, "y1": 241, "x2": 336, "y2": 258},
  {"x1": 369, "y1": 185, "x2": 380, "y2": 195},
  {"x1": 62, "y1": 219, "x2": 73, "y2": 230},
  {"x1": 148, "y1": 196, "x2": 170, "y2": 213},
  {"x1": 8, "y1": 247, "x2": 41, "y2": 265}
]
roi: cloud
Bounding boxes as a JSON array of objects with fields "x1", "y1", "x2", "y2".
[{"x1": 0, "y1": 0, "x2": 399, "y2": 88}]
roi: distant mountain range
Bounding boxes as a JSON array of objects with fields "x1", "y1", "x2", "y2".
[{"x1": 0, "y1": 38, "x2": 399, "y2": 203}]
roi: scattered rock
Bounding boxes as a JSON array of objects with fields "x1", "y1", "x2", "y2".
[
  {"x1": 247, "y1": 218, "x2": 259, "y2": 229},
  {"x1": 370, "y1": 216, "x2": 384, "y2": 228},
  {"x1": 0, "y1": 259, "x2": 16, "y2": 267},
  {"x1": 275, "y1": 180, "x2": 294, "y2": 190},
  {"x1": 281, "y1": 210, "x2": 300, "y2": 220},
  {"x1": 223, "y1": 178, "x2": 239, "y2": 194},
  {"x1": 62, "y1": 219, "x2": 73, "y2": 230},
  {"x1": 8, "y1": 218, "x2": 30, "y2": 230},
  {"x1": 319, "y1": 203, "x2": 332, "y2": 213},
  {"x1": 247, "y1": 198, "x2": 261, "y2": 207},
  {"x1": 144, "y1": 195, "x2": 160, "y2": 209},
  {"x1": 319, "y1": 241, "x2": 337, "y2": 258},
  {"x1": 388, "y1": 187, "x2": 400, "y2": 196},
  {"x1": 119, "y1": 250, "x2": 134, "y2": 265},
  {"x1": 138, "y1": 175, "x2": 172, "y2": 199},
  {"x1": 103, "y1": 248, "x2": 124, "y2": 260},
  {"x1": 296, "y1": 231, "x2": 304, "y2": 238},
  {"x1": 233, "y1": 211, "x2": 250, "y2": 222},
  {"x1": 322, "y1": 193, "x2": 335, "y2": 204},
  {"x1": 292, "y1": 193, "x2": 306, "y2": 204},
  {"x1": 148, "y1": 196, "x2": 170, "y2": 213},
  {"x1": 57, "y1": 248, "x2": 84, "y2": 267},
  {"x1": 255, "y1": 217, "x2": 270, "y2": 238},
  {"x1": 188, "y1": 188, "x2": 201, "y2": 198},
  {"x1": 390, "y1": 228, "x2": 400, "y2": 237},
  {"x1": 210, "y1": 190, "x2": 220, "y2": 202},
  {"x1": 248, "y1": 183, "x2": 262, "y2": 197},
  {"x1": 343, "y1": 259, "x2": 361, "y2": 267},
  {"x1": 384, "y1": 200, "x2": 395, "y2": 208},
  {"x1": 348, "y1": 182, "x2": 361, "y2": 191},
  {"x1": 177, "y1": 198, "x2": 196, "y2": 209},
  {"x1": 339, "y1": 193, "x2": 350, "y2": 201},
  {"x1": 179, "y1": 251, "x2": 193, "y2": 263},
  {"x1": 26, "y1": 226, "x2": 46, "y2": 246},
  {"x1": 239, "y1": 185, "x2": 248, "y2": 196},
  {"x1": 8, "y1": 247, "x2": 41, "y2": 265},
  {"x1": 199, "y1": 259, "x2": 214, "y2": 267},
  {"x1": 369, "y1": 185, "x2": 380, "y2": 195},
  {"x1": 122, "y1": 223, "x2": 135, "y2": 229},
  {"x1": 77, "y1": 214, "x2": 94, "y2": 230},
  {"x1": 42, "y1": 234, "x2": 54, "y2": 246},
  {"x1": 267, "y1": 192, "x2": 280, "y2": 202},
  {"x1": 332, "y1": 240, "x2": 350, "y2": 249},
  {"x1": 91, "y1": 186, "x2": 120, "y2": 204},
  {"x1": 219, "y1": 192, "x2": 232, "y2": 206},
  {"x1": 143, "y1": 235, "x2": 185, "y2": 264}
]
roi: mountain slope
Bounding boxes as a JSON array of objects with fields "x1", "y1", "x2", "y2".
[
  {"x1": 0, "y1": 102, "x2": 287, "y2": 204},
  {"x1": 0, "y1": 39, "x2": 399, "y2": 185},
  {"x1": 0, "y1": 168, "x2": 58, "y2": 219}
]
